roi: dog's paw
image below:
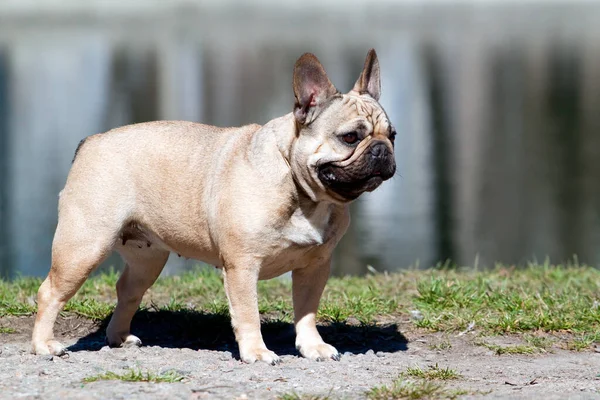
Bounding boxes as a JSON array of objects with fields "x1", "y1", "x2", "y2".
[
  {"x1": 240, "y1": 347, "x2": 281, "y2": 365},
  {"x1": 107, "y1": 333, "x2": 142, "y2": 348},
  {"x1": 121, "y1": 334, "x2": 143, "y2": 348},
  {"x1": 32, "y1": 339, "x2": 66, "y2": 356},
  {"x1": 297, "y1": 341, "x2": 340, "y2": 361}
]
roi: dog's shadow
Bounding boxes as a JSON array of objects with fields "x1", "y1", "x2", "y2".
[{"x1": 69, "y1": 310, "x2": 408, "y2": 358}]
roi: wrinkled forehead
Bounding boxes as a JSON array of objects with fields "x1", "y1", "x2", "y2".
[{"x1": 336, "y1": 94, "x2": 392, "y2": 135}]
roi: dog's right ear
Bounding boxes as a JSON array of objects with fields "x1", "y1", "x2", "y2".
[{"x1": 293, "y1": 53, "x2": 338, "y2": 125}]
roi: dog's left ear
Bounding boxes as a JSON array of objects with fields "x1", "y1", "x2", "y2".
[
  {"x1": 353, "y1": 49, "x2": 381, "y2": 101},
  {"x1": 293, "y1": 53, "x2": 338, "y2": 125}
]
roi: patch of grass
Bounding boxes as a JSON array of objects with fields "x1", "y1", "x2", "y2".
[
  {"x1": 404, "y1": 364, "x2": 461, "y2": 380},
  {"x1": 565, "y1": 333, "x2": 600, "y2": 351},
  {"x1": 317, "y1": 275, "x2": 401, "y2": 324},
  {"x1": 476, "y1": 341, "x2": 537, "y2": 355},
  {"x1": 0, "y1": 266, "x2": 404, "y2": 325},
  {"x1": 158, "y1": 297, "x2": 188, "y2": 312},
  {"x1": 413, "y1": 261, "x2": 600, "y2": 336},
  {"x1": 0, "y1": 276, "x2": 40, "y2": 317},
  {"x1": 204, "y1": 299, "x2": 230, "y2": 316},
  {"x1": 429, "y1": 340, "x2": 452, "y2": 351},
  {"x1": 0, "y1": 327, "x2": 16, "y2": 333},
  {"x1": 367, "y1": 379, "x2": 456, "y2": 400},
  {"x1": 1, "y1": 262, "x2": 599, "y2": 352},
  {"x1": 369, "y1": 363, "x2": 468, "y2": 400},
  {"x1": 278, "y1": 392, "x2": 331, "y2": 400},
  {"x1": 446, "y1": 389, "x2": 471, "y2": 398},
  {"x1": 0, "y1": 301, "x2": 35, "y2": 317},
  {"x1": 83, "y1": 369, "x2": 186, "y2": 383},
  {"x1": 523, "y1": 334, "x2": 555, "y2": 351},
  {"x1": 63, "y1": 299, "x2": 115, "y2": 320},
  {"x1": 566, "y1": 339, "x2": 590, "y2": 352}
]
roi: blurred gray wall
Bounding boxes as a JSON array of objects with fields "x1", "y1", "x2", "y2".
[{"x1": 0, "y1": 1, "x2": 599, "y2": 277}]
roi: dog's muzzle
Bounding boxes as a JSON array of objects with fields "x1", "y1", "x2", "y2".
[{"x1": 318, "y1": 141, "x2": 396, "y2": 201}]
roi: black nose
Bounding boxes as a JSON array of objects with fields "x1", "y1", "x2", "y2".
[{"x1": 369, "y1": 143, "x2": 387, "y2": 160}]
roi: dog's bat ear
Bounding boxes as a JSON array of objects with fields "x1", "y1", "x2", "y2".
[
  {"x1": 353, "y1": 49, "x2": 381, "y2": 101},
  {"x1": 293, "y1": 53, "x2": 338, "y2": 125}
]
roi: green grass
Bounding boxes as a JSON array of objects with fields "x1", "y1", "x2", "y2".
[
  {"x1": 63, "y1": 299, "x2": 115, "y2": 320},
  {"x1": 0, "y1": 327, "x2": 16, "y2": 333},
  {"x1": 0, "y1": 266, "x2": 404, "y2": 324},
  {"x1": 1, "y1": 262, "x2": 599, "y2": 351},
  {"x1": 367, "y1": 379, "x2": 466, "y2": 400},
  {"x1": 83, "y1": 369, "x2": 186, "y2": 383},
  {"x1": 367, "y1": 379, "x2": 442, "y2": 400},
  {"x1": 523, "y1": 334, "x2": 555, "y2": 351},
  {"x1": 0, "y1": 277, "x2": 40, "y2": 317},
  {"x1": 369, "y1": 365, "x2": 465, "y2": 399},
  {"x1": 429, "y1": 340, "x2": 452, "y2": 351},
  {"x1": 565, "y1": 332, "x2": 600, "y2": 351},
  {"x1": 413, "y1": 262, "x2": 600, "y2": 337},
  {"x1": 278, "y1": 392, "x2": 332, "y2": 400},
  {"x1": 476, "y1": 340, "x2": 537, "y2": 355},
  {"x1": 404, "y1": 364, "x2": 461, "y2": 380}
]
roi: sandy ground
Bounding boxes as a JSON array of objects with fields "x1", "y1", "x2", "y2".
[{"x1": 1, "y1": 314, "x2": 599, "y2": 399}]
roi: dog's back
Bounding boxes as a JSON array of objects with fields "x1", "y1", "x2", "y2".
[
  {"x1": 72, "y1": 120, "x2": 258, "y2": 163},
  {"x1": 58, "y1": 120, "x2": 262, "y2": 264}
]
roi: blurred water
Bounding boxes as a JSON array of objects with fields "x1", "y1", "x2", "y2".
[{"x1": 1, "y1": 2, "x2": 599, "y2": 277}]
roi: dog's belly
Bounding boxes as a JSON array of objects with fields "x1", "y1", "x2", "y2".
[
  {"x1": 118, "y1": 230, "x2": 329, "y2": 281},
  {"x1": 257, "y1": 247, "x2": 324, "y2": 280},
  {"x1": 117, "y1": 221, "x2": 222, "y2": 266}
]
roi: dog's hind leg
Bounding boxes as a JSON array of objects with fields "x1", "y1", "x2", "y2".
[
  {"x1": 31, "y1": 228, "x2": 113, "y2": 355},
  {"x1": 106, "y1": 246, "x2": 169, "y2": 348}
]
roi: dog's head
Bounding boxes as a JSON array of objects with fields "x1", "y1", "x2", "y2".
[{"x1": 289, "y1": 49, "x2": 396, "y2": 203}]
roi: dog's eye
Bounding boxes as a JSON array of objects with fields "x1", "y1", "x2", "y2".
[
  {"x1": 389, "y1": 130, "x2": 397, "y2": 142},
  {"x1": 341, "y1": 132, "x2": 360, "y2": 145}
]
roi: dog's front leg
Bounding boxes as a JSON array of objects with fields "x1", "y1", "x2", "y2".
[
  {"x1": 222, "y1": 266, "x2": 280, "y2": 365},
  {"x1": 292, "y1": 258, "x2": 340, "y2": 361}
]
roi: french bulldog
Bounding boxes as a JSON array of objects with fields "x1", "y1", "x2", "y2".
[{"x1": 31, "y1": 49, "x2": 396, "y2": 364}]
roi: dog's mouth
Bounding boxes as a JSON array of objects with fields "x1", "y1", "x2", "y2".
[
  {"x1": 316, "y1": 141, "x2": 395, "y2": 201},
  {"x1": 317, "y1": 164, "x2": 392, "y2": 201}
]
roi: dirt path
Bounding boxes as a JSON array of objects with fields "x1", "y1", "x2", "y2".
[{"x1": 1, "y1": 315, "x2": 599, "y2": 399}]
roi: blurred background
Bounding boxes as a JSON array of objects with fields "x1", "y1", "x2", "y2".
[{"x1": 0, "y1": 0, "x2": 599, "y2": 278}]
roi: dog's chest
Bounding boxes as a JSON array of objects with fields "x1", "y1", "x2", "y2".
[{"x1": 282, "y1": 203, "x2": 333, "y2": 247}]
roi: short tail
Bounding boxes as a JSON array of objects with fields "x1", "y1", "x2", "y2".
[{"x1": 72, "y1": 137, "x2": 88, "y2": 163}]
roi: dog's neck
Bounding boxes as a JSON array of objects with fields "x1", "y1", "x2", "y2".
[
  {"x1": 247, "y1": 113, "x2": 347, "y2": 207},
  {"x1": 275, "y1": 114, "x2": 332, "y2": 205},
  {"x1": 271, "y1": 113, "x2": 296, "y2": 162}
]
